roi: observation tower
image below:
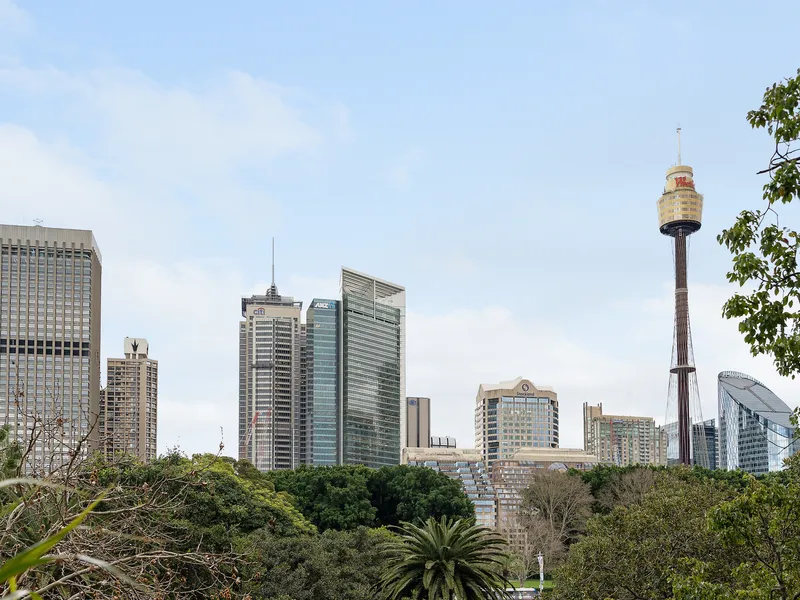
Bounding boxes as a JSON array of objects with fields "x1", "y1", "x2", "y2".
[{"x1": 657, "y1": 129, "x2": 710, "y2": 467}]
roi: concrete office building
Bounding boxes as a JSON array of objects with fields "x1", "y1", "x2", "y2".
[
  {"x1": 406, "y1": 397, "x2": 430, "y2": 448},
  {"x1": 306, "y1": 299, "x2": 339, "y2": 466},
  {"x1": 341, "y1": 267, "x2": 405, "y2": 468},
  {"x1": 238, "y1": 257, "x2": 303, "y2": 471},
  {"x1": 0, "y1": 224, "x2": 102, "y2": 474},
  {"x1": 718, "y1": 372, "x2": 798, "y2": 474},
  {"x1": 492, "y1": 448, "x2": 597, "y2": 548},
  {"x1": 475, "y1": 377, "x2": 558, "y2": 468},
  {"x1": 99, "y1": 338, "x2": 157, "y2": 462},
  {"x1": 583, "y1": 403, "x2": 667, "y2": 466},
  {"x1": 430, "y1": 436, "x2": 457, "y2": 448},
  {"x1": 403, "y1": 447, "x2": 497, "y2": 529}
]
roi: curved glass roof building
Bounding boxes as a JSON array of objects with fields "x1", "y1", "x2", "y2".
[{"x1": 718, "y1": 371, "x2": 798, "y2": 474}]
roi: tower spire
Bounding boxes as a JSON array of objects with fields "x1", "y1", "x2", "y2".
[
  {"x1": 677, "y1": 126, "x2": 682, "y2": 165},
  {"x1": 271, "y1": 237, "x2": 275, "y2": 288}
]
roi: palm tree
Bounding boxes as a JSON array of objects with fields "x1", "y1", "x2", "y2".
[{"x1": 377, "y1": 516, "x2": 513, "y2": 600}]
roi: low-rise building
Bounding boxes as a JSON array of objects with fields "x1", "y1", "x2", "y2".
[{"x1": 402, "y1": 447, "x2": 497, "y2": 528}]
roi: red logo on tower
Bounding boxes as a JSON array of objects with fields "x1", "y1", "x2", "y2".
[{"x1": 675, "y1": 176, "x2": 695, "y2": 189}]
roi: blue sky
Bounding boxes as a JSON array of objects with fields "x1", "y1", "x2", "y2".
[{"x1": 1, "y1": 0, "x2": 799, "y2": 454}]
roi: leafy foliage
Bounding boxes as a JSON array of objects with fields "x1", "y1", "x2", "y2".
[
  {"x1": 266, "y1": 465, "x2": 377, "y2": 531},
  {"x1": 267, "y1": 464, "x2": 473, "y2": 531},
  {"x1": 718, "y1": 68, "x2": 800, "y2": 377},
  {"x1": 673, "y1": 457, "x2": 800, "y2": 600},
  {"x1": 552, "y1": 471, "x2": 740, "y2": 600},
  {"x1": 368, "y1": 464, "x2": 474, "y2": 528},
  {"x1": 377, "y1": 516, "x2": 512, "y2": 600},
  {"x1": 240, "y1": 527, "x2": 390, "y2": 600}
]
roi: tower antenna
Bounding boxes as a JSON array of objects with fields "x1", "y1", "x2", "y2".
[
  {"x1": 677, "y1": 126, "x2": 682, "y2": 165},
  {"x1": 271, "y1": 237, "x2": 275, "y2": 287}
]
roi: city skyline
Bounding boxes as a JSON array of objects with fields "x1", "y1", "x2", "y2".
[{"x1": 2, "y1": 1, "x2": 800, "y2": 457}]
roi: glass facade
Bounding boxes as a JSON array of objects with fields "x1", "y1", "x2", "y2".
[
  {"x1": 479, "y1": 394, "x2": 559, "y2": 467},
  {"x1": 342, "y1": 290, "x2": 402, "y2": 468},
  {"x1": 0, "y1": 227, "x2": 101, "y2": 474},
  {"x1": 306, "y1": 299, "x2": 339, "y2": 466},
  {"x1": 718, "y1": 372, "x2": 798, "y2": 475}
]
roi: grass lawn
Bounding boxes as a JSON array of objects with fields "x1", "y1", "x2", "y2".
[{"x1": 514, "y1": 578, "x2": 553, "y2": 590}]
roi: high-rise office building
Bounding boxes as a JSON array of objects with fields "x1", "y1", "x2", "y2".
[
  {"x1": 406, "y1": 397, "x2": 430, "y2": 448},
  {"x1": 341, "y1": 267, "x2": 405, "y2": 468},
  {"x1": 99, "y1": 338, "x2": 158, "y2": 462},
  {"x1": 718, "y1": 371, "x2": 798, "y2": 474},
  {"x1": 583, "y1": 403, "x2": 667, "y2": 466},
  {"x1": 0, "y1": 224, "x2": 102, "y2": 474},
  {"x1": 296, "y1": 324, "x2": 308, "y2": 466},
  {"x1": 475, "y1": 377, "x2": 558, "y2": 468},
  {"x1": 403, "y1": 447, "x2": 497, "y2": 529},
  {"x1": 238, "y1": 264, "x2": 303, "y2": 471},
  {"x1": 306, "y1": 298, "x2": 339, "y2": 466}
]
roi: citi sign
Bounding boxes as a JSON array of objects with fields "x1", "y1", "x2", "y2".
[
  {"x1": 253, "y1": 308, "x2": 265, "y2": 316},
  {"x1": 313, "y1": 301, "x2": 336, "y2": 309}
]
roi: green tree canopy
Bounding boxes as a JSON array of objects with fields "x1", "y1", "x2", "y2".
[
  {"x1": 266, "y1": 464, "x2": 377, "y2": 531},
  {"x1": 719, "y1": 68, "x2": 800, "y2": 377},
  {"x1": 368, "y1": 464, "x2": 474, "y2": 527},
  {"x1": 673, "y1": 458, "x2": 800, "y2": 600},
  {"x1": 240, "y1": 527, "x2": 390, "y2": 600},
  {"x1": 553, "y1": 471, "x2": 740, "y2": 600},
  {"x1": 267, "y1": 464, "x2": 474, "y2": 531}
]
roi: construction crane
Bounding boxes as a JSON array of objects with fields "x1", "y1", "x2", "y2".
[{"x1": 243, "y1": 412, "x2": 260, "y2": 447}]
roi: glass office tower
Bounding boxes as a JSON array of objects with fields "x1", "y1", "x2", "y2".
[
  {"x1": 306, "y1": 299, "x2": 339, "y2": 465},
  {"x1": 718, "y1": 371, "x2": 798, "y2": 474},
  {"x1": 340, "y1": 267, "x2": 405, "y2": 468}
]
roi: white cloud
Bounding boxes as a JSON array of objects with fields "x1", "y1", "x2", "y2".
[
  {"x1": 408, "y1": 282, "x2": 800, "y2": 452},
  {"x1": 0, "y1": 66, "x2": 321, "y2": 184},
  {"x1": 0, "y1": 0, "x2": 28, "y2": 34}
]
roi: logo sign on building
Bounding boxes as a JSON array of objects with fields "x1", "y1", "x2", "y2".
[
  {"x1": 253, "y1": 308, "x2": 265, "y2": 316},
  {"x1": 674, "y1": 176, "x2": 695, "y2": 189},
  {"x1": 521, "y1": 383, "x2": 530, "y2": 392},
  {"x1": 408, "y1": 399, "x2": 417, "y2": 406},
  {"x1": 313, "y1": 301, "x2": 336, "y2": 310}
]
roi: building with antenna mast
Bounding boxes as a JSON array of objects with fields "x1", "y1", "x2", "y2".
[
  {"x1": 658, "y1": 129, "x2": 710, "y2": 467},
  {"x1": 238, "y1": 239, "x2": 303, "y2": 471}
]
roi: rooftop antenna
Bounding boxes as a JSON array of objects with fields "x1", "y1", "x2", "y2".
[
  {"x1": 33, "y1": 219, "x2": 43, "y2": 226},
  {"x1": 271, "y1": 237, "x2": 275, "y2": 287},
  {"x1": 677, "y1": 125, "x2": 682, "y2": 165}
]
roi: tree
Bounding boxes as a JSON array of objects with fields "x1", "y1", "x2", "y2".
[
  {"x1": 267, "y1": 464, "x2": 475, "y2": 531},
  {"x1": 266, "y1": 465, "x2": 377, "y2": 531},
  {"x1": 595, "y1": 467, "x2": 657, "y2": 512},
  {"x1": 240, "y1": 527, "x2": 390, "y2": 600},
  {"x1": 378, "y1": 516, "x2": 512, "y2": 600},
  {"x1": 672, "y1": 458, "x2": 800, "y2": 600},
  {"x1": 368, "y1": 464, "x2": 474, "y2": 528},
  {"x1": 552, "y1": 471, "x2": 739, "y2": 600},
  {"x1": 718, "y1": 68, "x2": 800, "y2": 378},
  {"x1": 517, "y1": 471, "x2": 593, "y2": 567}
]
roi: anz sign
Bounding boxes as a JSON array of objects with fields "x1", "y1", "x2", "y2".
[{"x1": 313, "y1": 301, "x2": 336, "y2": 310}]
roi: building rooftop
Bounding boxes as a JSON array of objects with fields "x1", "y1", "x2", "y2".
[
  {"x1": 507, "y1": 447, "x2": 598, "y2": 463},
  {"x1": 402, "y1": 447, "x2": 483, "y2": 462},
  {"x1": 0, "y1": 223, "x2": 102, "y2": 263},
  {"x1": 718, "y1": 371, "x2": 796, "y2": 429},
  {"x1": 478, "y1": 376, "x2": 554, "y2": 394}
]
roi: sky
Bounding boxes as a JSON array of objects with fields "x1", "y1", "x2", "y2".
[{"x1": 1, "y1": 0, "x2": 799, "y2": 456}]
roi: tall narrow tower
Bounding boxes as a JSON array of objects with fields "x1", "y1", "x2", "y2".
[{"x1": 657, "y1": 130, "x2": 709, "y2": 467}]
